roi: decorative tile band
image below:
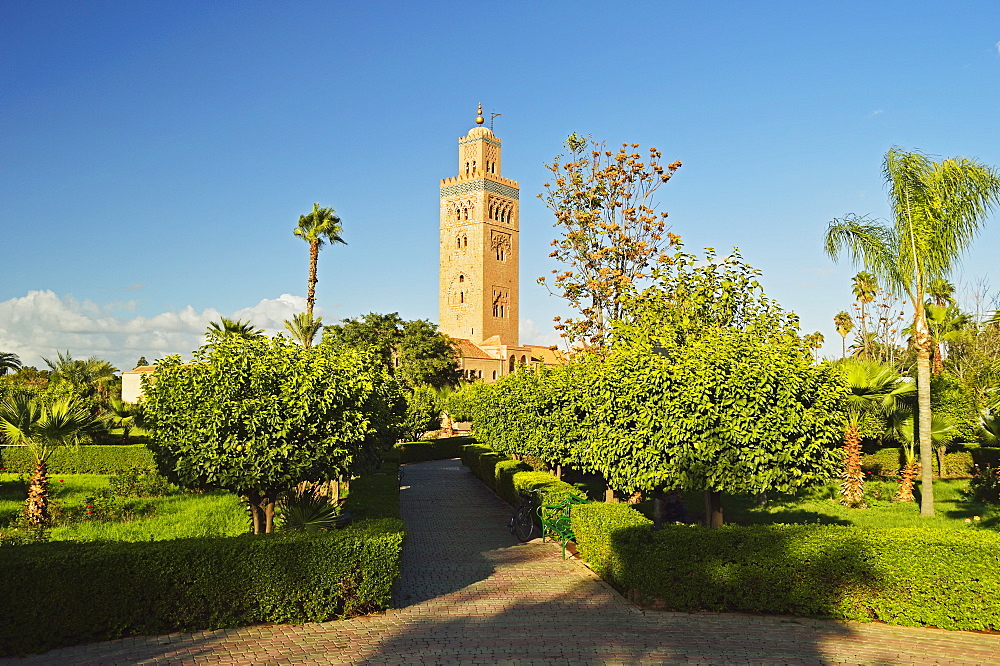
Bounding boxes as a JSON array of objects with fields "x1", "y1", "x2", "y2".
[
  {"x1": 460, "y1": 137, "x2": 501, "y2": 147},
  {"x1": 441, "y1": 179, "x2": 519, "y2": 200}
]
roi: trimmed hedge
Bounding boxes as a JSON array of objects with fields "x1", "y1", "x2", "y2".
[
  {"x1": 394, "y1": 436, "x2": 474, "y2": 464},
  {"x1": 571, "y1": 502, "x2": 1000, "y2": 631},
  {"x1": 0, "y1": 445, "x2": 155, "y2": 475},
  {"x1": 971, "y1": 446, "x2": 1000, "y2": 469},
  {"x1": 461, "y1": 442, "x2": 580, "y2": 509},
  {"x1": 0, "y1": 469, "x2": 404, "y2": 657},
  {"x1": 861, "y1": 447, "x2": 974, "y2": 479}
]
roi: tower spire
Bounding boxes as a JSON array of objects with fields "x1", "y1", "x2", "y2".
[{"x1": 475, "y1": 103, "x2": 484, "y2": 125}]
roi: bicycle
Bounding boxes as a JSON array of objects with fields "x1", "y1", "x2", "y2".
[{"x1": 509, "y1": 488, "x2": 542, "y2": 542}]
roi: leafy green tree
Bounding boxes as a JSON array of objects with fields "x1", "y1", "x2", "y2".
[
  {"x1": 824, "y1": 147, "x2": 1000, "y2": 516},
  {"x1": 398, "y1": 384, "x2": 441, "y2": 441},
  {"x1": 135, "y1": 356, "x2": 149, "y2": 368},
  {"x1": 0, "y1": 352, "x2": 22, "y2": 377},
  {"x1": 205, "y1": 317, "x2": 264, "y2": 343},
  {"x1": 283, "y1": 311, "x2": 323, "y2": 349},
  {"x1": 474, "y1": 247, "x2": 847, "y2": 528},
  {"x1": 142, "y1": 336, "x2": 404, "y2": 534},
  {"x1": 538, "y1": 134, "x2": 682, "y2": 347},
  {"x1": 834, "y1": 311, "x2": 854, "y2": 359},
  {"x1": 324, "y1": 313, "x2": 460, "y2": 389},
  {"x1": 294, "y1": 202, "x2": 346, "y2": 316},
  {"x1": 0, "y1": 393, "x2": 94, "y2": 527}
]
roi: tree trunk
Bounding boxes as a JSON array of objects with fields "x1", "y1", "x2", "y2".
[
  {"x1": 652, "y1": 487, "x2": 665, "y2": 531},
  {"x1": 895, "y1": 460, "x2": 916, "y2": 502},
  {"x1": 24, "y1": 459, "x2": 51, "y2": 528},
  {"x1": 914, "y1": 309, "x2": 936, "y2": 516},
  {"x1": 936, "y1": 445, "x2": 947, "y2": 478},
  {"x1": 246, "y1": 491, "x2": 262, "y2": 534},
  {"x1": 604, "y1": 483, "x2": 617, "y2": 503},
  {"x1": 841, "y1": 335, "x2": 846, "y2": 359},
  {"x1": 332, "y1": 476, "x2": 341, "y2": 505},
  {"x1": 704, "y1": 490, "x2": 723, "y2": 529},
  {"x1": 306, "y1": 239, "x2": 320, "y2": 316},
  {"x1": 840, "y1": 424, "x2": 865, "y2": 507},
  {"x1": 246, "y1": 490, "x2": 278, "y2": 534},
  {"x1": 931, "y1": 343, "x2": 943, "y2": 375}
]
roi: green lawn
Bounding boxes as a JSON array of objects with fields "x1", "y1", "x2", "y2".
[
  {"x1": 0, "y1": 473, "x2": 247, "y2": 541},
  {"x1": 632, "y1": 479, "x2": 997, "y2": 531}
]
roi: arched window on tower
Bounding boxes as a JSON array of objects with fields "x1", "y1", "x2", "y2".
[
  {"x1": 456, "y1": 209, "x2": 461, "y2": 221},
  {"x1": 459, "y1": 274, "x2": 464, "y2": 283},
  {"x1": 460, "y1": 291, "x2": 464, "y2": 303},
  {"x1": 472, "y1": 160, "x2": 476, "y2": 173},
  {"x1": 509, "y1": 356, "x2": 516, "y2": 373},
  {"x1": 465, "y1": 162, "x2": 470, "y2": 175},
  {"x1": 463, "y1": 235, "x2": 468, "y2": 247},
  {"x1": 521, "y1": 355, "x2": 527, "y2": 364},
  {"x1": 463, "y1": 208, "x2": 468, "y2": 220},
  {"x1": 456, "y1": 236, "x2": 461, "y2": 249}
]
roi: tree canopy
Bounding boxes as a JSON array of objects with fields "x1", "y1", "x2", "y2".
[
  {"x1": 324, "y1": 312, "x2": 460, "y2": 389},
  {"x1": 142, "y1": 336, "x2": 404, "y2": 533}
]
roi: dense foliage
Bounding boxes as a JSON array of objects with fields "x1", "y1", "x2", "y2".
[
  {"x1": 142, "y1": 336, "x2": 404, "y2": 533},
  {"x1": 0, "y1": 445, "x2": 154, "y2": 475},
  {"x1": 470, "y1": 248, "x2": 847, "y2": 523}
]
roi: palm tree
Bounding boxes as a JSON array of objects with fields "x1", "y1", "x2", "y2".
[
  {"x1": 852, "y1": 272, "x2": 878, "y2": 359},
  {"x1": 0, "y1": 352, "x2": 22, "y2": 376},
  {"x1": 0, "y1": 392, "x2": 94, "y2": 527},
  {"x1": 294, "y1": 203, "x2": 346, "y2": 316},
  {"x1": 834, "y1": 312, "x2": 854, "y2": 359},
  {"x1": 835, "y1": 359, "x2": 916, "y2": 507},
  {"x1": 206, "y1": 317, "x2": 265, "y2": 343},
  {"x1": 104, "y1": 396, "x2": 145, "y2": 444},
  {"x1": 283, "y1": 312, "x2": 323, "y2": 349},
  {"x1": 981, "y1": 410, "x2": 1000, "y2": 445},
  {"x1": 925, "y1": 303, "x2": 971, "y2": 374},
  {"x1": 927, "y1": 278, "x2": 956, "y2": 307},
  {"x1": 41, "y1": 351, "x2": 118, "y2": 401},
  {"x1": 825, "y1": 147, "x2": 1000, "y2": 516},
  {"x1": 803, "y1": 331, "x2": 824, "y2": 361}
]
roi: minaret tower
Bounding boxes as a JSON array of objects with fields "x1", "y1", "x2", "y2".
[{"x1": 439, "y1": 105, "x2": 520, "y2": 345}]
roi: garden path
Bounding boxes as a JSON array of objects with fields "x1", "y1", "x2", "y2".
[{"x1": 8, "y1": 458, "x2": 1000, "y2": 665}]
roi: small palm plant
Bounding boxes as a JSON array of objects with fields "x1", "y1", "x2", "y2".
[
  {"x1": 205, "y1": 317, "x2": 265, "y2": 344},
  {"x1": 0, "y1": 392, "x2": 94, "y2": 527},
  {"x1": 886, "y1": 409, "x2": 954, "y2": 502},
  {"x1": 278, "y1": 483, "x2": 344, "y2": 531},
  {"x1": 836, "y1": 359, "x2": 916, "y2": 507},
  {"x1": 283, "y1": 312, "x2": 323, "y2": 348}
]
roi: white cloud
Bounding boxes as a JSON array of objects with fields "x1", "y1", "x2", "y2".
[
  {"x1": 996, "y1": 40, "x2": 1000, "y2": 55},
  {"x1": 519, "y1": 318, "x2": 563, "y2": 348},
  {"x1": 0, "y1": 290, "x2": 322, "y2": 372},
  {"x1": 870, "y1": 109, "x2": 884, "y2": 117}
]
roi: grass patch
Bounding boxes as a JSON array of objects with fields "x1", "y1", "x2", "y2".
[{"x1": 0, "y1": 473, "x2": 246, "y2": 541}]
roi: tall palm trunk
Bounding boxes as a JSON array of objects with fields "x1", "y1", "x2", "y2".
[
  {"x1": 859, "y1": 301, "x2": 870, "y2": 358},
  {"x1": 306, "y1": 239, "x2": 320, "y2": 316},
  {"x1": 841, "y1": 423, "x2": 865, "y2": 507},
  {"x1": 24, "y1": 459, "x2": 51, "y2": 527},
  {"x1": 914, "y1": 303, "x2": 936, "y2": 516}
]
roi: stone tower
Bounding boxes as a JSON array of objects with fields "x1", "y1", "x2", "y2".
[{"x1": 439, "y1": 105, "x2": 519, "y2": 346}]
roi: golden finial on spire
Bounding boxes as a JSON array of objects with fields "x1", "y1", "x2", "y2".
[{"x1": 475, "y1": 103, "x2": 484, "y2": 125}]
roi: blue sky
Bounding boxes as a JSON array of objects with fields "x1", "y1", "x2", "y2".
[{"x1": 2, "y1": 1, "x2": 1000, "y2": 370}]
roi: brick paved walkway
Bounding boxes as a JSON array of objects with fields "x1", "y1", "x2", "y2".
[{"x1": 9, "y1": 459, "x2": 1000, "y2": 664}]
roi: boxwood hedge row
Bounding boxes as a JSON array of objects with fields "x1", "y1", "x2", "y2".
[
  {"x1": 460, "y1": 442, "x2": 582, "y2": 509},
  {"x1": 0, "y1": 468, "x2": 404, "y2": 657},
  {"x1": 395, "y1": 436, "x2": 474, "y2": 464},
  {"x1": 571, "y1": 502, "x2": 1000, "y2": 631},
  {"x1": 0, "y1": 445, "x2": 155, "y2": 475}
]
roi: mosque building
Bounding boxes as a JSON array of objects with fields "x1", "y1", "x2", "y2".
[{"x1": 437, "y1": 106, "x2": 565, "y2": 382}]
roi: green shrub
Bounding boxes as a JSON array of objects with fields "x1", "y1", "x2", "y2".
[
  {"x1": 395, "y1": 436, "x2": 474, "y2": 464},
  {"x1": 571, "y1": 502, "x2": 1000, "y2": 631},
  {"x1": 862, "y1": 447, "x2": 974, "y2": 479},
  {"x1": 0, "y1": 446, "x2": 154, "y2": 475},
  {"x1": 0, "y1": 466, "x2": 404, "y2": 656},
  {"x1": 0, "y1": 522, "x2": 403, "y2": 656},
  {"x1": 494, "y1": 459, "x2": 532, "y2": 505},
  {"x1": 108, "y1": 468, "x2": 173, "y2": 498},
  {"x1": 460, "y1": 443, "x2": 493, "y2": 479},
  {"x1": 969, "y1": 465, "x2": 1000, "y2": 504},
  {"x1": 971, "y1": 447, "x2": 1000, "y2": 469}
]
